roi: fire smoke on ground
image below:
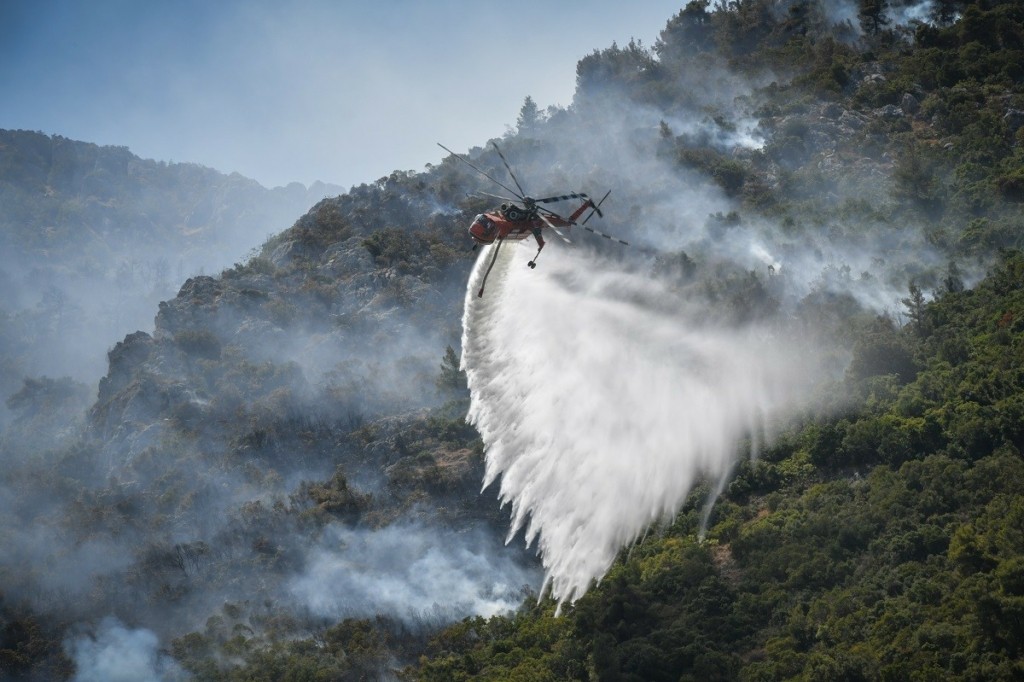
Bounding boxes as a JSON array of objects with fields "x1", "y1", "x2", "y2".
[{"x1": 461, "y1": 242, "x2": 817, "y2": 604}]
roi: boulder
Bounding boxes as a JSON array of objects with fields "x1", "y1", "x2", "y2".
[
  {"x1": 1005, "y1": 109, "x2": 1024, "y2": 135},
  {"x1": 268, "y1": 239, "x2": 317, "y2": 267},
  {"x1": 838, "y1": 111, "x2": 867, "y2": 131},
  {"x1": 875, "y1": 104, "x2": 904, "y2": 120},
  {"x1": 319, "y1": 236, "x2": 375, "y2": 278},
  {"x1": 821, "y1": 102, "x2": 844, "y2": 119},
  {"x1": 96, "y1": 331, "x2": 154, "y2": 405},
  {"x1": 176, "y1": 275, "x2": 222, "y2": 302},
  {"x1": 901, "y1": 93, "x2": 920, "y2": 115}
]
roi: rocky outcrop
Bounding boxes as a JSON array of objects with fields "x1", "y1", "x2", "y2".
[
  {"x1": 1005, "y1": 108, "x2": 1024, "y2": 135},
  {"x1": 96, "y1": 331, "x2": 155, "y2": 407}
]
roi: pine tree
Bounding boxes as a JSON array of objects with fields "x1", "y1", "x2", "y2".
[
  {"x1": 859, "y1": 0, "x2": 890, "y2": 35},
  {"x1": 516, "y1": 96, "x2": 541, "y2": 134}
]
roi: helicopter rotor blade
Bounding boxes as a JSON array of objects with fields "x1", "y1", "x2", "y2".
[
  {"x1": 490, "y1": 142, "x2": 529, "y2": 200},
  {"x1": 535, "y1": 192, "x2": 590, "y2": 204},
  {"x1": 538, "y1": 211, "x2": 572, "y2": 244},
  {"x1": 579, "y1": 223, "x2": 629, "y2": 246},
  {"x1": 437, "y1": 143, "x2": 524, "y2": 200},
  {"x1": 475, "y1": 191, "x2": 520, "y2": 203},
  {"x1": 538, "y1": 204, "x2": 625, "y2": 244}
]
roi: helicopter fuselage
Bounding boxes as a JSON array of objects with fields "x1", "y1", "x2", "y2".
[
  {"x1": 468, "y1": 202, "x2": 586, "y2": 246},
  {"x1": 436, "y1": 140, "x2": 618, "y2": 296}
]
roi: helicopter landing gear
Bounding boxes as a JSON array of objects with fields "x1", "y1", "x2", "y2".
[
  {"x1": 527, "y1": 244, "x2": 543, "y2": 269},
  {"x1": 528, "y1": 227, "x2": 545, "y2": 270}
]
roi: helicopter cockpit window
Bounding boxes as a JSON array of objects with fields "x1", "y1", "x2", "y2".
[{"x1": 473, "y1": 215, "x2": 495, "y2": 235}]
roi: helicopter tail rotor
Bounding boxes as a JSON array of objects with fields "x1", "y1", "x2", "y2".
[{"x1": 582, "y1": 189, "x2": 611, "y2": 224}]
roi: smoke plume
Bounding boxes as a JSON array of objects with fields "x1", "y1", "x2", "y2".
[
  {"x1": 65, "y1": 618, "x2": 186, "y2": 682},
  {"x1": 288, "y1": 522, "x2": 539, "y2": 623}
]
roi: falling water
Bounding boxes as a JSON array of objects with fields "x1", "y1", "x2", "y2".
[{"x1": 461, "y1": 241, "x2": 815, "y2": 604}]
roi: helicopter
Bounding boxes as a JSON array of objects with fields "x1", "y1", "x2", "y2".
[{"x1": 437, "y1": 142, "x2": 628, "y2": 297}]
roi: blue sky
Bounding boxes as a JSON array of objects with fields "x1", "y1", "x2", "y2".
[{"x1": 1, "y1": 1, "x2": 682, "y2": 189}]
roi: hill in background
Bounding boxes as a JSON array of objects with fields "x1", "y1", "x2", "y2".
[{"x1": 0, "y1": 129, "x2": 343, "y2": 422}]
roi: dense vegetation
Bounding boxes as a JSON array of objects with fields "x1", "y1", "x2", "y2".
[
  {"x1": 413, "y1": 251, "x2": 1024, "y2": 681},
  {"x1": 405, "y1": 1, "x2": 1024, "y2": 679}
]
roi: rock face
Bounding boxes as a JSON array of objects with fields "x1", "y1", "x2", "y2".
[
  {"x1": 88, "y1": 175, "x2": 475, "y2": 473},
  {"x1": 1005, "y1": 108, "x2": 1024, "y2": 134},
  {"x1": 268, "y1": 239, "x2": 318, "y2": 267},
  {"x1": 901, "y1": 92, "x2": 921, "y2": 115},
  {"x1": 875, "y1": 104, "x2": 904, "y2": 120},
  {"x1": 98, "y1": 332, "x2": 155, "y2": 399},
  {"x1": 319, "y1": 237, "x2": 376, "y2": 278},
  {"x1": 60, "y1": 170, "x2": 528, "y2": 652}
]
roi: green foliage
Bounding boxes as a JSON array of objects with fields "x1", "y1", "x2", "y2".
[
  {"x1": 0, "y1": 607, "x2": 73, "y2": 680},
  {"x1": 294, "y1": 200, "x2": 353, "y2": 252},
  {"x1": 575, "y1": 39, "x2": 662, "y2": 104},
  {"x1": 860, "y1": 0, "x2": 891, "y2": 36},
  {"x1": 436, "y1": 345, "x2": 468, "y2": 393},
  {"x1": 411, "y1": 248, "x2": 1024, "y2": 679},
  {"x1": 676, "y1": 147, "x2": 750, "y2": 196},
  {"x1": 174, "y1": 615, "x2": 393, "y2": 681},
  {"x1": 516, "y1": 95, "x2": 542, "y2": 134},
  {"x1": 363, "y1": 227, "x2": 417, "y2": 266}
]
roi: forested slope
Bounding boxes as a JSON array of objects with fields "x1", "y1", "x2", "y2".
[
  {"x1": 410, "y1": 1, "x2": 1024, "y2": 680},
  {"x1": 414, "y1": 252, "x2": 1024, "y2": 681}
]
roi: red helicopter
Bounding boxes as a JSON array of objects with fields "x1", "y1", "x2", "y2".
[{"x1": 437, "y1": 142, "x2": 628, "y2": 297}]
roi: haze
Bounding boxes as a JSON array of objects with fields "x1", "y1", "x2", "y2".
[{"x1": 1, "y1": 0, "x2": 681, "y2": 189}]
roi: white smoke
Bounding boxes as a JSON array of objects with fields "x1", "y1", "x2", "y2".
[
  {"x1": 66, "y1": 618, "x2": 186, "y2": 682},
  {"x1": 288, "y1": 522, "x2": 539, "y2": 622},
  {"x1": 888, "y1": 1, "x2": 937, "y2": 26},
  {"x1": 461, "y1": 243, "x2": 818, "y2": 605}
]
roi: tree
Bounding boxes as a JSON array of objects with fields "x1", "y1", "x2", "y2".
[
  {"x1": 437, "y1": 345, "x2": 467, "y2": 392},
  {"x1": 901, "y1": 282, "x2": 931, "y2": 338},
  {"x1": 655, "y1": 0, "x2": 713, "y2": 60},
  {"x1": 516, "y1": 96, "x2": 541, "y2": 134},
  {"x1": 943, "y1": 261, "x2": 964, "y2": 294},
  {"x1": 859, "y1": 0, "x2": 890, "y2": 36}
]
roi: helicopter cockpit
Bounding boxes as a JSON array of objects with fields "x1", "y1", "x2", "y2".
[{"x1": 469, "y1": 214, "x2": 497, "y2": 244}]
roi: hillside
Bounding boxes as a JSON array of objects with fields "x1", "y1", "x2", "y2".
[
  {"x1": 0, "y1": 130, "x2": 343, "y2": 416},
  {"x1": 409, "y1": 1, "x2": 1024, "y2": 680},
  {"x1": 0, "y1": 140, "x2": 535, "y2": 680},
  {"x1": 3, "y1": 1, "x2": 1024, "y2": 680}
]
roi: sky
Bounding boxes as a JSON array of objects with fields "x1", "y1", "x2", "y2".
[{"x1": 0, "y1": 0, "x2": 683, "y2": 189}]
